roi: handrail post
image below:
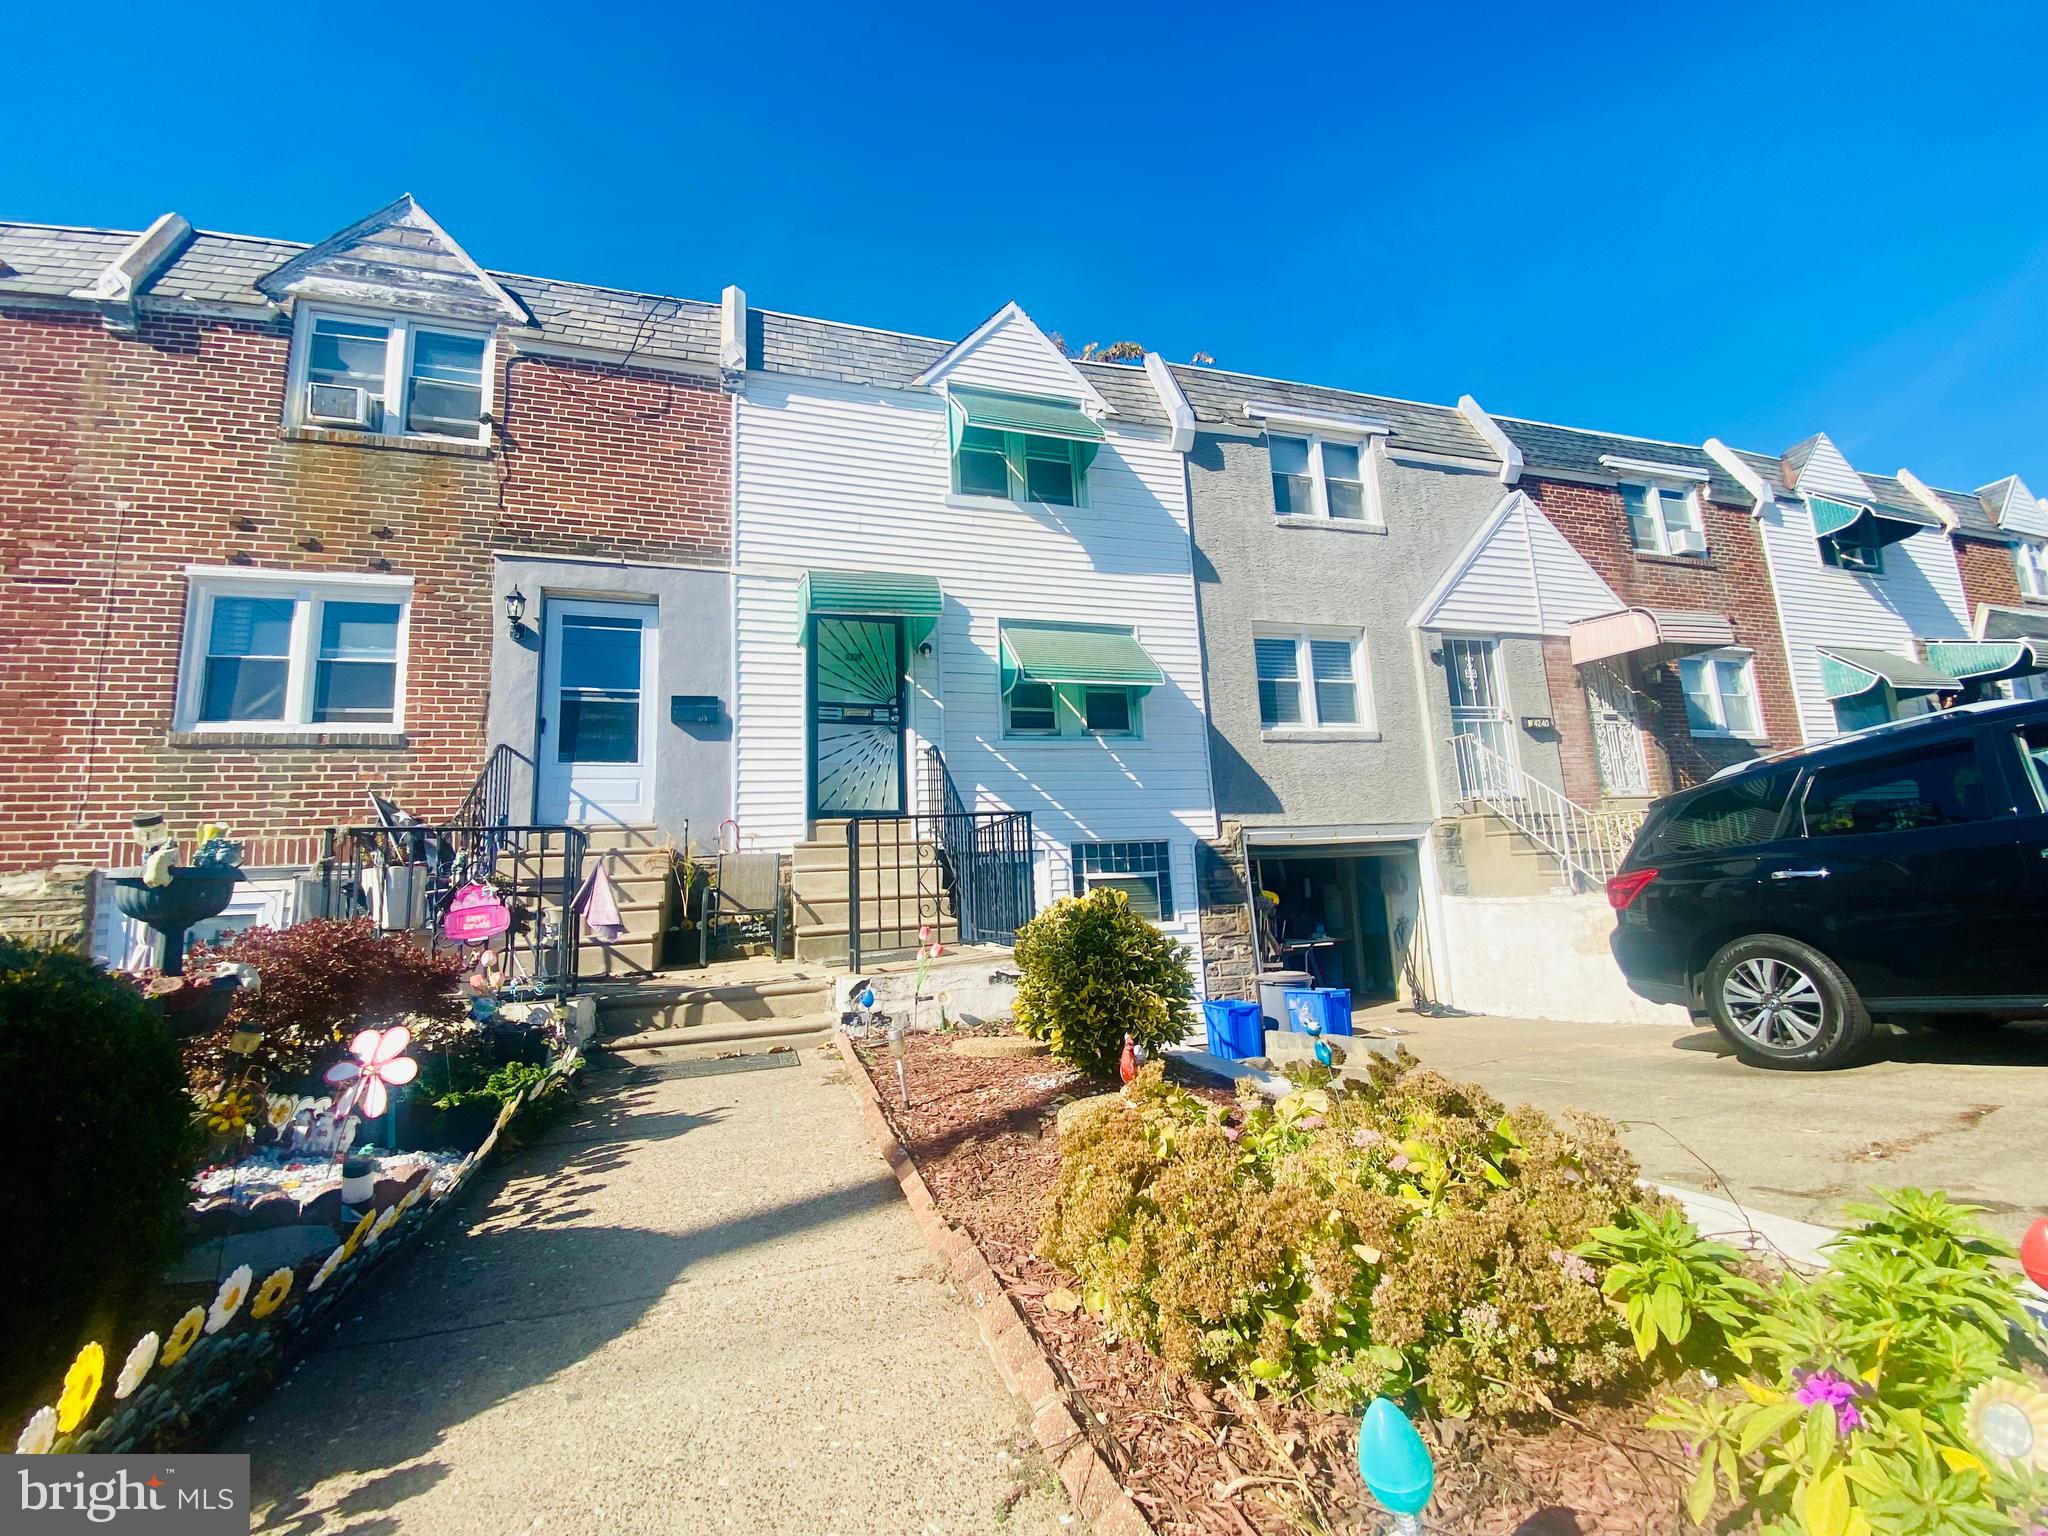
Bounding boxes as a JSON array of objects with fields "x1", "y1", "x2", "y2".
[{"x1": 845, "y1": 816, "x2": 862, "y2": 973}]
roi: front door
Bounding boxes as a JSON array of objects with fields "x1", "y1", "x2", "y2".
[
  {"x1": 1444, "y1": 637, "x2": 1515, "y2": 797},
  {"x1": 1586, "y1": 668, "x2": 1650, "y2": 796},
  {"x1": 537, "y1": 599, "x2": 657, "y2": 824},
  {"x1": 809, "y1": 615, "x2": 905, "y2": 817}
]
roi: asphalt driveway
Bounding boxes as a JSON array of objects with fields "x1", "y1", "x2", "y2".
[{"x1": 1381, "y1": 1006, "x2": 2048, "y2": 1242}]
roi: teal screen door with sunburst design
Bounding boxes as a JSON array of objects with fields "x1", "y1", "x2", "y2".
[{"x1": 808, "y1": 616, "x2": 906, "y2": 816}]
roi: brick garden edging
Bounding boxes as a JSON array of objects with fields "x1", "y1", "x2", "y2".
[{"x1": 832, "y1": 1031, "x2": 1151, "y2": 1536}]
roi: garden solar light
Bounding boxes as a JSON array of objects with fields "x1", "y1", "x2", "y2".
[{"x1": 1357, "y1": 1396, "x2": 1434, "y2": 1533}]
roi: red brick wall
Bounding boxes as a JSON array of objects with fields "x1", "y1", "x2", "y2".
[
  {"x1": 1954, "y1": 534, "x2": 2022, "y2": 617},
  {"x1": 0, "y1": 303, "x2": 729, "y2": 873},
  {"x1": 1523, "y1": 476, "x2": 1801, "y2": 793}
]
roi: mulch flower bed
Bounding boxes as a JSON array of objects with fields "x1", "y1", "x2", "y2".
[{"x1": 853, "y1": 1028, "x2": 1693, "y2": 1536}]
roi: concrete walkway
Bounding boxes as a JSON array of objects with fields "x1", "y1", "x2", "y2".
[
  {"x1": 1381, "y1": 1005, "x2": 2048, "y2": 1241},
  {"x1": 224, "y1": 1049, "x2": 1073, "y2": 1536}
]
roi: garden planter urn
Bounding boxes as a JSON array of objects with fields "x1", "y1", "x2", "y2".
[{"x1": 112, "y1": 866, "x2": 242, "y2": 975}]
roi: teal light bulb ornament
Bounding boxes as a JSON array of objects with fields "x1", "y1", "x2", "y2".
[{"x1": 1358, "y1": 1396, "x2": 1434, "y2": 1531}]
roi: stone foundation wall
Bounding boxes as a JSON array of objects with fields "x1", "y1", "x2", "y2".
[
  {"x1": 1195, "y1": 821, "x2": 1256, "y2": 1000},
  {"x1": 0, "y1": 865, "x2": 96, "y2": 952}
]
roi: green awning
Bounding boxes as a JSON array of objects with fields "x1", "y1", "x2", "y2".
[
  {"x1": 1808, "y1": 494, "x2": 1939, "y2": 550},
  {"x1": 947, "y1": 387, "x2": 1104, "y2": 472},
  {"x1": 1923, "y1": 639, "x2": 2047, "y2": 683},
  {"x1": 1000, "y1": 621, "x2": 1164, "y2": 694},
  {"x1": 797, "y1": 569, "x2": 942, "y2": 645},
  {"x1": 1817, "y1": 646, "x2": 1960, "y2": 701}
]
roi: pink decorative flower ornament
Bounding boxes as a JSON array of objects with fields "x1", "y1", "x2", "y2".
[{"x1": 324, "y1": 1026, "x2": 418, "y2": 1118}]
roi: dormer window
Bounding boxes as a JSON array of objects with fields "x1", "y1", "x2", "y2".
[
  {"x1": 1267, "y1": 434, "x2": 1376, "y2": 523},
  {"x1": 2017, "y1": 540, "x2": 2048, "y2": 601},
  {"x1": 946, "y1": 388, "x2": 1102, "y2": 507},
  {"x1": 290, "y1": 308, "x2": 493, "y2": 443},
  {"x1": 1622, "y1": 481, "x2": 1707, "y2": 557}
]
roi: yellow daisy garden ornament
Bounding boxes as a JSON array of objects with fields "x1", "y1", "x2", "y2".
[
  {"x1": 250, "y1": 1267, "x2": 294, "y2": 1319},
  {"x1": 55, "y1": 1342, "x2": 103, "y2": 1433},
  {"x1": 160, "y1": 1307, "x2": 205, "y2": 1367}
]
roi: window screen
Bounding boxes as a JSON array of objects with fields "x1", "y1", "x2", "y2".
[{"x1": 1072, "y1": 840, "x2": 1174, "y2": 920}]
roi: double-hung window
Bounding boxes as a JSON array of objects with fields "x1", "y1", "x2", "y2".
[
  {"x1": 1071, "y1": 840, "x2": 1175, "y2": 921},
  {"x1": 1622, "y1": 481, "x2": 1707, "y2": 557},
  {"x1": 1254, "y1": 631, "x2": 1369, "y2": 731},
  {"x1": 1677, "y1": 650, "x2": 1763, "y2": 739},
  {"x1": 1268, "y1": 434, "x2": 1376, "y2": 523},
  {"x1": 1002, "y1": 680, "x2": 1143, "y2": 739},
  {"x1": 2017, "y1": 540, "x2": 2048, "y2": 601},
  {"x1": 952, "y1": 429, "x2": 1089, "y2": 506},
  {"x1": 292, "y1": 309, "x2": 493, "y2": 443},
  {"x1": 180, "y1": 570, "x2": 411, "y2": 732}
]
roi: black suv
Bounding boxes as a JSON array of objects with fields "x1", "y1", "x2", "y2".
[{"x1": 1609, "y1": 697, "x2": 2048, "y2": 1068}]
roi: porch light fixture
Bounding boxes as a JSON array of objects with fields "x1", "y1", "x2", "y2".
[{"x1": 503, "y1": 587, "x2": 527, "y2": 638}]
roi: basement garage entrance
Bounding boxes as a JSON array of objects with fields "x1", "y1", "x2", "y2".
[{"x1": 1247, "y1": 837, "x2": 1422, "y2": 1005}]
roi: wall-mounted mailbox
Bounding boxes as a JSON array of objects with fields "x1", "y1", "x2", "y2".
[
  {"x1": 1519, "y1": 715, "x2": 1555, "y2": 731},
  {"x1": 670, "y1": 695, "x2": 723, "y2": 726}
]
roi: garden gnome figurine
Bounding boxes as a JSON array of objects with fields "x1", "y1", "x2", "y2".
[{"x1": 1119, "y1": 1034, "x2": 1137, "y2": 1085}]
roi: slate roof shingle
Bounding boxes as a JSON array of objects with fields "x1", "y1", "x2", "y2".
[
  {"x1": 1494, "y1": 416, "x2": 1749, "y2": 506},
  {"x1": 1165, "y1": 363, "x2": 1492, "y2": 461}
]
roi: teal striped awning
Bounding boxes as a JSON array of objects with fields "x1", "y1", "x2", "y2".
[
  {"x1": 1923, "y1": 638, "x2": 2047, "y2": 683},
  {"x1": 947, "y1": 387, "x2": 1104, "y2": 471},
  {"x1": 1000, "y1": 620, "x2": 1164, "y2": 693},
  {"x1": 1808, "y1": 494, "x2": 1940, "y2": 550},
  {"x1": 797, "y1": 569, "x2": 942, "y2": 644},
  {"x1": 1817, "y1": 646, "x2": 1960, "y2": 701}
]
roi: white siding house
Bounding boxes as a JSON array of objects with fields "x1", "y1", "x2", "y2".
[
  {"x1": 1709, "y1": 433, "x2": 1970, "y2": 743},
  {"x1": 729, "y1": 301, "x2": 1216, "y2": 966}
]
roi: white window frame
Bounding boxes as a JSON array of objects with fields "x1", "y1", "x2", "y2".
[
  {"x1": 1266, "y1": 432, "x2": 1384, "y2": 525},
  {"x1": 286, "y1": 304, "x2": 496, "y2": 445},
  {"x1": 951, "y1": 428, "x2": 1091, "y2": 509},
  {"x1": 1622, "y1": 480, "x2": 1708, "y2": 557},
  {"x1": 1677, "y1": 648, "x2": 1764, "y2": 741},
  {"x1": 175, "y1": 566, "x2": 414, "y2": 734},
  {"x1": 2016, "y1": 539, "x2": 2048, "y2": 601},
  {"x1": 1252, "y1": 627, "x2": 1373, "y2": 733}
]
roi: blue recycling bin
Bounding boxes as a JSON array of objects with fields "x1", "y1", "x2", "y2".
[
  {"x1": 1201, "y1": 998, "x2": 1265, "y2": 1060},
  {"x1": 1283, "y1": 986, "x2": 1353, "y2": 1036}
]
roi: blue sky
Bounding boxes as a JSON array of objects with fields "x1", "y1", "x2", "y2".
[{"x1": 10, "y1": 1, "x2": 2047, "y2": 492}]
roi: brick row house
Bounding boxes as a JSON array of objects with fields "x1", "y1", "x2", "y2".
[
  {"x1": 0, "y1": 198, "x2": 734, "y2": 969},
  {"x1": 5, "y1": 193, "x2": 2047, "y2": 1024}
]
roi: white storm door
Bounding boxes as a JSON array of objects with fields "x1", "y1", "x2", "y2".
[{"x1": 537, "y1": 598, "x2": 658, "y2": 824}]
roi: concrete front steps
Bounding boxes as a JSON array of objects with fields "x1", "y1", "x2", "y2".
[
  {"x1": 1451, "y1": 811, "x2": 1580, "y2": 897},
  {"x1": 564, "y1": 824, "x2": 675, "y2": 980},
  {"x1": 788, "y1": 818, "x2": 957, "y2": 964},
  {"x1": 594, "y1": 967, "x2": 839, "y2": 1058}
]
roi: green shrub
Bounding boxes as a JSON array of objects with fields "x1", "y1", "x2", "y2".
[
  {"x1": 1040, "y1": 1055, "x2": 1646, "y2": 1418},
  {"x1": 1646, "y1": 1189, "x2": 2048, "y2": 1532},
  {"x1": 1576, "y1": 1202, "x2": 1766, "y2": 1370},
  {"x1": 1012, "y1": 887, "x2": 1195, "y2": 1078},
  {"x1": 0, "y1": 942, "x2": 197, "y2": 1398}
]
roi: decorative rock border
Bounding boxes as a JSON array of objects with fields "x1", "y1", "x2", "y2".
[{"x1": 832, "y1": 1031, "x2": 1151, "y2": 1536}]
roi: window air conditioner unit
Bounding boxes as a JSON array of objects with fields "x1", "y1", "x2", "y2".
[
  {"x1": 1669, "y1": 526, "x2": 1707, "y2": 556},
  {"x1": 305, "y1": 383, "x2": 373, "y2": 428}
]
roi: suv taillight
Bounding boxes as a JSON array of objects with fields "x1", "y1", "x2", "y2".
[{"x1": 1606, "y1": 868, "x2": 1658, "y2": 911}]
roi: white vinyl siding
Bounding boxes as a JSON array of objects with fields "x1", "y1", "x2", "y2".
[
  {"x1": 1678, "y1": 651, "x2": 1763, "y2": 739},
  {"x1": 1755, "y1": 493, "x2": 1971, "y2": 745},
  {"x1": 1418, "y1": 491, "x2": 1622, "y2": 637},
  {"x1": 1622, "y1": 481, "x2": 1707, "y2": 557},
  {"x1": 732, "y1": 353, "x2": 1210, "y2": 971}
]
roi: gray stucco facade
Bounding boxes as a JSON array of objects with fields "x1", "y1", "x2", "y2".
[{"x1": 489, "y1": 555, "x2": 732, "y2": 851}]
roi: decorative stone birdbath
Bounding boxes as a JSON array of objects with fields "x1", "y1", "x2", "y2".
[{"x1": 112, "y1": 866, "x2": 243, "y2": 975}]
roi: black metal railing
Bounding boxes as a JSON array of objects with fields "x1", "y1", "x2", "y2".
[
  {"x1": 453, "y1": 743, "x2": 522, "y2": 832},
  {"x1": 315, "y1": 823, "x2": 586, "y2": 997},
  {"x1": 845, "y1": 792, "x2": 1033, "y2": 972}
]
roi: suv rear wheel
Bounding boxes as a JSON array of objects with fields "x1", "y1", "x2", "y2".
[{"x1": 1703, "y1": 935, "x2": 1874, "y2": 1070}]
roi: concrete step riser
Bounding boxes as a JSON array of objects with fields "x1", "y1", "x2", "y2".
[
  {"x1": 602, "y1": 991, "x2": 831, "y2": 1032},
  {"x1": 791, "y1": 844, "x2": 939, "y2": 875},
  {"x1": 792, "y1": 897, "x2": 958, "y2": 936},
  {"x1": 788, "y1": 868, "x2": 950, "y2": 903}
]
